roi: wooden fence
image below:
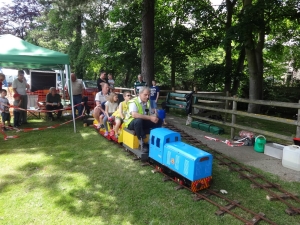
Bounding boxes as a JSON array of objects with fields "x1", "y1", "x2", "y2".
[
  {"x1": 114, "y1": 86, "x2": 299, "y2": 143},
  {"x1": 192, "y1": 93, "x2": 300, "y2": 143}
]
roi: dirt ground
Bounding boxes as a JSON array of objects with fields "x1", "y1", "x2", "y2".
[{"x1": 165, "y1": 115, "x2": 300, "y2": 183}]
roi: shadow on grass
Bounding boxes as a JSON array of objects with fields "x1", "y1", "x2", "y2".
[
  {"x1": 1, "y1": 119, "x2": 300, "y2": 225},
  {"x1": 1, "y1": 122, "x2": 182, "y2": 224}
]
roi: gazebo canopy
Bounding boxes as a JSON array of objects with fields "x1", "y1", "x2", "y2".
[
  {"x1": 0, "y1": 34, "x2": 70, "y2": 69},
  {"x1": 0, "y1": 34, "x2": 77, "y2": 132}
]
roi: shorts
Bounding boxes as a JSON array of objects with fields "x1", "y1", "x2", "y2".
[
  {"x1": 1, "y1": 112, "x2": 11, "y2": 122},
  {"x1": 115, "y1": 116, "x2": 123, "y2": 123},
  {"x1": 150, "y1": 100, "x2": 157, "y2": 109}
]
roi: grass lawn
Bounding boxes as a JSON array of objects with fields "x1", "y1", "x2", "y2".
[{"x1": 0, "y1": 117, "x2": 300, "y2": 225}]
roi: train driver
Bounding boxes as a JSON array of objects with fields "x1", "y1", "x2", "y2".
[{"x1": 124, "y1": 86, "x2": 163, "y2": 153}]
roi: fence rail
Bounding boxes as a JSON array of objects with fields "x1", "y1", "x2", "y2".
[
  {"x1": 108, "y1": 87, "x2": 299, "y2": 143},
  {"x1": 191, "y1": 94, "x2": 300, "y2": 143}
]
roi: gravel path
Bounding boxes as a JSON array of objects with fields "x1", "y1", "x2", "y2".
[{"x1": 166, "y1": 115, "x2": 300, "y2": 183}]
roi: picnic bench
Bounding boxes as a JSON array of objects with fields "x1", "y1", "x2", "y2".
[{"x1": 164, "y1": 92, "x2": 191, "y2": 113}]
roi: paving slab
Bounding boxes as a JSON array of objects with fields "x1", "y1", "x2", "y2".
[{"x1": 166, "y1": 115, "x2": 300, "y2": 183}]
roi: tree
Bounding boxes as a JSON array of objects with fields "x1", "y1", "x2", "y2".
[
  {"x1": 0, "y1": 0, "x2": 43, "y2": 39},
  {"x1": 141, "y1": 0, "x2": 155, "y2": 86}
]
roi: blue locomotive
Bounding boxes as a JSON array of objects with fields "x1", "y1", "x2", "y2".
[
  {"x1": 148, "y1": 128, "x2": 213, "y2": 192},
  {"x1": 95, "y1": 123, "x2": 213, "y2": 192}
]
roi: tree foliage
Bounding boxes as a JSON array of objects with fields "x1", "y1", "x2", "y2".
[
  {"x1": 0, "y1": 0, "x2": 44, "y2": 39},
  {"x1": 0, "y1": 0, "x2": 300, "y2": 111}
]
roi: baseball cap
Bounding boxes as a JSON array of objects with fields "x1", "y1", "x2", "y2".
[{"x1": 13, "y1": 93, "x2": 20, "y2": 98}]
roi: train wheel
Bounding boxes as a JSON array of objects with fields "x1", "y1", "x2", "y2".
[{"x1": 196, "y1": 182, "x2": 203, "y2": 190}]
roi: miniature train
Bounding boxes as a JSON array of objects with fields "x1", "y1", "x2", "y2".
[{"x1": 95, "y1": 122, "x2": 213, "y2": 192}]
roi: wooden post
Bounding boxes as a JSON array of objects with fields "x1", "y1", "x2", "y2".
[
  {"x1": 297, "y1": 100, "x2": 300, "y2": 137},
  {"x1": 225, "y1": 91, "x2": 229, "y2": 122},
  {"x1": 172, "y1": 87, "x2": 175, "y2": 92},
  {"x1": 193, "y1": 86, "x2": 197, "y2": 93},
  {"x1": 231, "y1": 96, "x2": 237, "y2": 139}
]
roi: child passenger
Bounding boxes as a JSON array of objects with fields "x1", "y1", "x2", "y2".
[
  {"x1": 0, "y1": 89, "x2": 12, "y2": 131},
  {"x1": 112, "y1": 91, "x2": 132, "y2": 138},
  {"x1": 13, "y1": 93, "x2": 22, "y2": 127},
  {"x1": 103, "y1": 92, "x2": 119, "y2": 136}
]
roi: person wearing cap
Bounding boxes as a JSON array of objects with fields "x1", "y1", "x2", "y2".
[
  {"x1": 46, "y1": 87, "x2": 63, "y2": 121},
  {"x1": 12, "y1": 70, "x2": 30, "y2": 124},
  {"x1": 13, "y1": 93, "x2": 22, "y2": 127}
]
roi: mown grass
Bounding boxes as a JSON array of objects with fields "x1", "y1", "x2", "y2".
[{"x1": 0, "y1": 117, "x2": 300, "y2": 225}]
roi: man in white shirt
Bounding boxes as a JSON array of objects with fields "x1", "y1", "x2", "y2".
[
  {"x1": 67, "y1": 73, "x2": 84, "y2": 117},
  {"x1": 12, "y1": 70, "x2": 29, "y2": 124}
]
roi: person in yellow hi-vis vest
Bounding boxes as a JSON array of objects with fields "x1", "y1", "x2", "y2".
[{"x1": 124, "y1": 86, "x2": 163, "y2": 153}]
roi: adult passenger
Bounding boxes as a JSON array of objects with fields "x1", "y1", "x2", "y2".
[
  {"x1": 46, "y1": 87, "x2": 63, "y2": 120},
  {"x1": 124, "y1": 86, "x2": 163, "y2": 153},
  {"x1": 97, "y1": 70, "x2": 107, "y2": 92},
  {"x1": 93, "y1": 83, "x2": 110, "y2": 128},
  {"x1": 12, "y1": 70, "x2": 29, "y2": 124},
  {"x1": 69, "y1": 73, "x2": 84, "y2": 117},
  {"x1": 133, "y1": 74, "x2": 147, "y2": 96}
]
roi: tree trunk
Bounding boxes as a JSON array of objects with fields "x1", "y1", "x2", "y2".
[
  {"x1": 171, "y1": 54, "x2": 175, "y2": 89},
  {"x1": 231, "y1": 47, "x2": 245, "y2": 95},
  {"x1": 243, "y1": 0, "x2": 263, "y2": 113},
  {"x1": 141, "y1": 0, "x2": 155, "y2": 86},
  {"x1": 224, "y1": 0, "x2": 236, "y2": 93},
  {"x1": 255, "y1": 27, "x2": 265, "y2": 99}
]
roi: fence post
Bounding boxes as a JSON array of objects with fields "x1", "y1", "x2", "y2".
[
  {"x1": 231, "y1": 96, "x2": 237, "y2": 139},
  {"x1": 297, "y1": 100, "x2": 300, "y2": 137},
  {"x1": 225, "y1": 91, "x2": 229, "y2": 122},
  {"x1": 193, "y1": 86, "x2": 197, "y2": 93},
  {"x1": 172, "y1": 87, "x2": 175, "y2": 92}
]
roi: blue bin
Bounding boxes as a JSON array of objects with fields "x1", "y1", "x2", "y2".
[{"x1": 157, "y1": 109, "x2": 166, "y2": 119}]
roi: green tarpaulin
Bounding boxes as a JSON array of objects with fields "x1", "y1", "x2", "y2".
[
  {"x1": 0, "y1": 34, "x2": 70, "y2": 69},
  {"x1": 0, "y1": 34, "x2": 77, "y2": 132}
]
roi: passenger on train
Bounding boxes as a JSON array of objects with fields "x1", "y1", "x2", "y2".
[
  {"x1": 124, "y1": 86, "x2": 163, "y2": 153},
  {"x1": 93, "y1": 83, "x2": 110, "y2": 129},
  {"x1": 112, "y1": 91, "x2": 132, "y2": 138},
  {"x1": 103, "y1": 92, "x2": 119, "y2": 136}
]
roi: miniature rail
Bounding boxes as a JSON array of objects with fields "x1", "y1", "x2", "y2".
[
  {"x1": 148, "y1": 164, "x2": 277, "y2": 225},
  {"x1": 164, "y1": 124, "x2": 300, "y2": 216},
  {"x1": 105, "y1": 132, "x2": 278, "y2": 224}
]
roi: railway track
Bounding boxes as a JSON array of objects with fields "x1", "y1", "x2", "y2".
[
  {"x1": 105, "y1": 132, "x2": 278, "y2": 224},
  {"x1": 146, "y1": 162, "x2": 278, "y2": 225},
  {"x1": 164, "y1": 123, "x2": 300, "y2": 216}
]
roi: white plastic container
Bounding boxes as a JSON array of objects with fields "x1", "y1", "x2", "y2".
[
  {"x1": 264, "y1": 143, "x2": 284, "y2": 159},
  {"x1": 282, "y1": 145, "x2": 300, "y2": 171}
]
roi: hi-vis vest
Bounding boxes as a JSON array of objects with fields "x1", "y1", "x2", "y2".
[{"x1": 124, "y1": 97, "x2": 150, "y2": 127}]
